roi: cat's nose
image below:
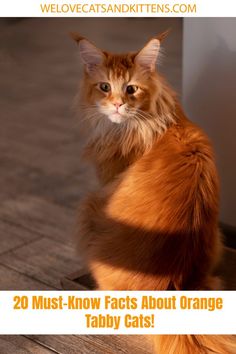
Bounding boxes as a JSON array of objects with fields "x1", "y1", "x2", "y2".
[{"x1": 114, "y1": 102, "x2": 123, "y2": 110}]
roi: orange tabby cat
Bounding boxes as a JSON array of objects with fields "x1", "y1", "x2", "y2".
[{"x1": 72, "y1": 32, "x2": 235, "y2": 353}]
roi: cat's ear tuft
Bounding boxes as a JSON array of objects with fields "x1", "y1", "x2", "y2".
[
  {"x1": 70, "y1": 32, "x2": 104, "y2": 73},
  {"x1": 157, "y1": 28, "x2": 171, "y2": 43},
  {"x1": 69, "y1": 32, "x2": 85, "y2": 44},
  {"x1": 135, "y1": 38, "x2": 160, "y2": 72}
]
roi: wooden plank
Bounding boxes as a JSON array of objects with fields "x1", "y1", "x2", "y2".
[
  {"x1": 82, "y1": 335, "x2": 152, "y2": 354},
  {"x1": 0, "y1": 237, "x2": 81, "y2": 289},
  {"x1": 27, "y1": 335, "x2": 152, "y2": 354},
  {"x1": 0, "y1": 196, "x2": 75, "y2": 243},
  {"x1": 0, "y1": 138, "x2": 53, "y2": 177},
  {"x1": 0, "y1": 219, "x2": 39, "y2": 255},
  {"x1": 0, "y1": 336, "x2": 54, "y2": 354},
  {"x1": 0, "y1": 133, "x2": 86, "y2": 178},
  {"x1": 60, "y1": 269, "x2": 95, "y2": 290},
  {"x1": 0, "y1": 264, "x2": 53, "y2": 290},
  {"x1": 27, "y1": 335, "x2": 104, "y2": 354},
  {"x1": 0, "y1": 155, "x2": 91, "y2": 210}
]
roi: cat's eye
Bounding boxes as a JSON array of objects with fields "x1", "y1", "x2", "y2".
[
  {"x1": 100, "y1": 82, "x2": 111, "y2": 92},
  {"x1": 126, "y1": 85, "x2": 138, "y2": 94}
]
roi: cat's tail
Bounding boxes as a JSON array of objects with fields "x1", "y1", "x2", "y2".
[{"x1": 152, "y1": 335, "x2": 236, "y2": 354}]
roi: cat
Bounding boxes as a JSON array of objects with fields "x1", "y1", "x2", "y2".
[{"x1": 71, "y1": 31, "x2": 236, "y2": 353}]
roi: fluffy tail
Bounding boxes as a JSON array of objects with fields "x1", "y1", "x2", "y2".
[{"x1": 152, "y1": 335, "x2": 236, "y2": 354}]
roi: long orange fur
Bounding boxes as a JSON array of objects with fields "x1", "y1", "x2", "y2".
[{"x1": 72, "y1": 31, "x2": 236, "y2": 353}]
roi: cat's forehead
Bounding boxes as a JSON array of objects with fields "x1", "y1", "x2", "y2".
[
  {"x1": 104, "y1": 53, "x2": 135, "y2": 80},
  {"x1": 91, "y1": 53, "x2": 140, "y2": 83},
  {"x1": 105, "y1": 53, "x2": 135, "y2": 70},
  {"x1": 108, "y1": 68, "x2": 130, "y2": 83}
]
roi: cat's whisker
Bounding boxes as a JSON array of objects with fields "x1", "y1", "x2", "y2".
[
  {"x1": 131, "y1": 109, "x2": 155, "y2": 120},
  {"x1": 130, "y1": 112, "x2": 152, "y2": 122},
  {"x1": 78, "y1": 111, "x2": 105, "y2": 126}
]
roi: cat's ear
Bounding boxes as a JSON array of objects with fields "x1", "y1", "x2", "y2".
[
  {"x1": 135, "y1": 39, "x2": 160, "y2": 71},
  {"x1": 70, "y1": 32, "x2": 104, "y2": 73},
  {"x1": 135, "y1": 30, "x2": 170, "y2": 71}
]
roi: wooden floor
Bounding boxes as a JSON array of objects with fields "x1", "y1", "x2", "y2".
[{"x1": 0, "y1": 18, "x2": 184, "y2": 353}]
